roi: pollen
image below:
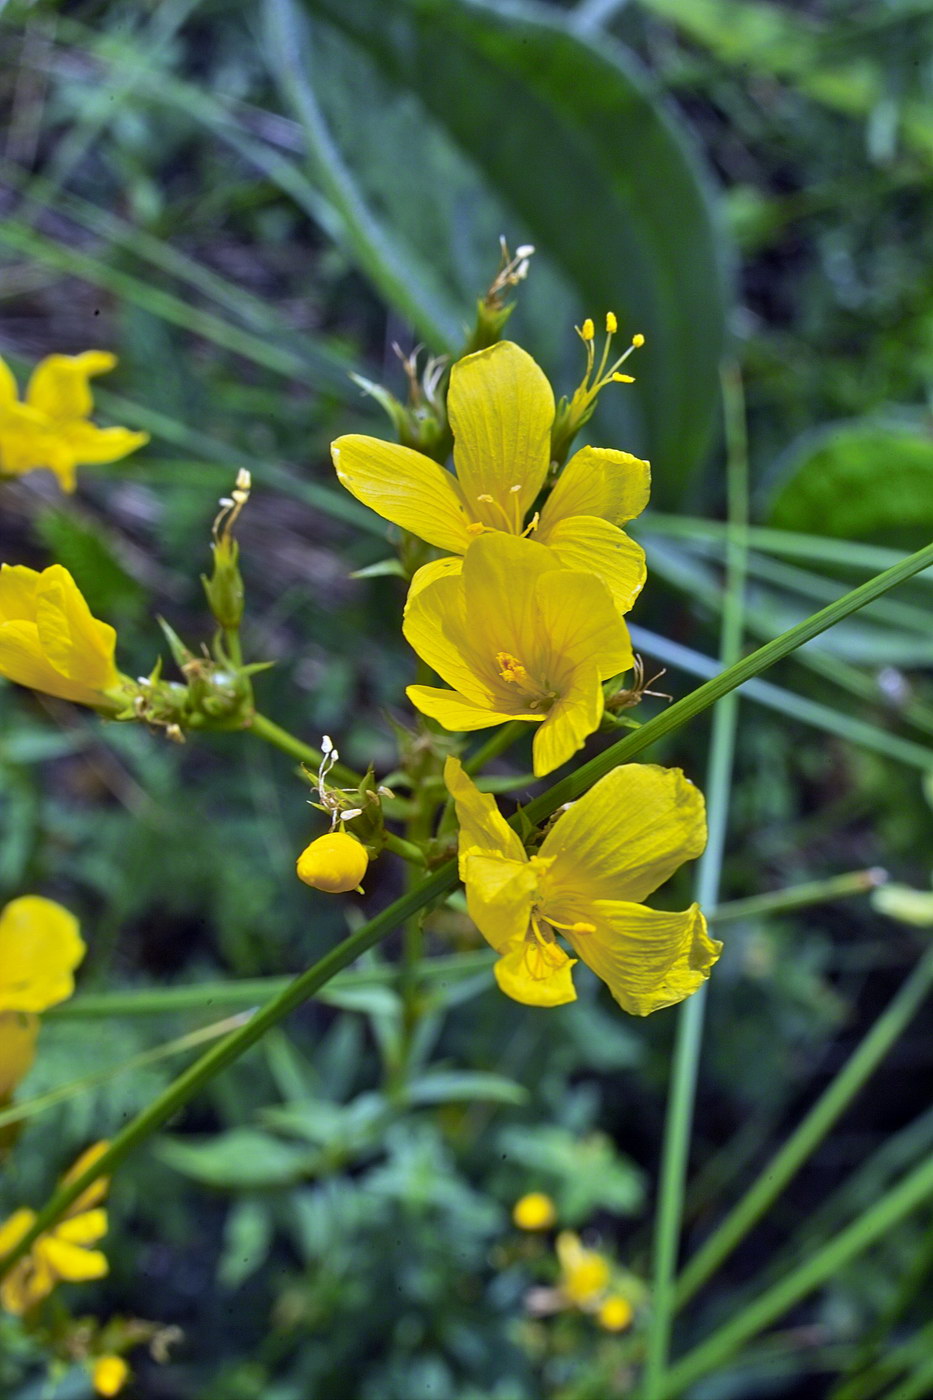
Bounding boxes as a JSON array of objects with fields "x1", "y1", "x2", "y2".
[
  {"x1": 581, "y1": 317, "x2": 595, "y2": 342},
  {"x1": 605, "y1": 311, "x2": 618, "y2": 334},
  {"x1": 496, "y1": 651, "x2": 528, "y2": 683}
]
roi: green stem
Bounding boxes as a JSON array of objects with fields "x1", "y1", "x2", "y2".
[
  {"x1": 383, "y1": 830, "x2": 427, "y2": 864},
  {"x1": 5, "y1": 537, "x2": 933, "y2": 1283},
  {"x1": 675, "y1": 941, "x2": 933, "y2": 1310},
  {"x1": 658, "y1": 1150, "x2": 933, "y2": 1398},
  {"x1": 642, "y1": 362, "x2": 749, "y2": 1397},
  {"x1": 711, "y1": 869, "x2": 886, "y2": 927},
  {"x1": 0, "y1": 1013, "x2": 250, "y2": 1131}
]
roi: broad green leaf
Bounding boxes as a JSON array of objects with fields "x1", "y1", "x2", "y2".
[
  {"x1": 405, "y1": 1070, "x2": 528, "y2": 1107},
  {"x1": 768, "y1": 420, "x2": 933, "y2": 546},
  {"x1": 217, "y1": 1199, "x2": 274, "y2": 1289},
  {"x1": 157, "y1": 1129, "x2": 323, "y2": 1189},
  {"x1": 266, "y1": 0, "x2": 733, "y2": 501}
]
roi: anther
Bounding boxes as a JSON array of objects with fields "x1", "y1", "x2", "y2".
[
  {"x1": 605, "y1": 311, "x2": 617, "y2": 334},
  {"x1": 581, "y1": 318, "x2": 595, "y2": 342},
  {"x1": 632, "y1": 333, "x2": 645, "y2": 347},
  {"x1": 612, "y1": 373, "x2": 635, "y2": 383}
]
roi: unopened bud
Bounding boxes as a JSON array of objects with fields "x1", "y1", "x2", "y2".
[{"x1": 296, "y1": 831, "x2": 369, "y2": 893}]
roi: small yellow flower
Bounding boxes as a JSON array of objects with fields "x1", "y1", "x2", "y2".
[
  {"x1": 0, "y1": 562, "x2": 125, "y2": 709},
  {"x1": 0, "y1": 352, "x2": 148, "y2": 493},
  {"x1": 597, "y1": 1293, "x2": 634, "y2": 1331},
  {"x1": 556, "y1": 1231, "x2": 611, "y2": 1306},
  {"x1": 405, "y1": 533, "x2": 633, "y2": 778},
  {"x1": 296, "y1": 830, "x2": 369, "y2": 893},
  {"x1": 92, "y1": 1355, "x2": 131, "y2": 1396},
  {"x1": 445, "y1": 755, "x2": 720, "y2": 1011},
  {"x1": 0, "y1": 895, "x2": 85, "y2": 1100},
  {"x1": 0, "y1": 1141, "x2": 111, "y2": 1315},
  {"x1": 332, "y1": 340, "x2": 649, "y2": 614},
  {"x1": 513, "y1": 1192, "x2": 557, "y2": 1231}
]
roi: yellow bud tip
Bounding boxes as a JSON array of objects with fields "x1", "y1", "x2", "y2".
[
  {"x1": 612, "y1": 373, "x2": 635, "y2": 383},
  {"x1": 597, "y1": 1295, "x2": 634, "y2": 1332},
  {"x1": 512, "y1": 1192, "x2": 557, "y2": 1231},
  {"x1": 632, "y1": 333, "x2": 645, "y2": 347},
  {"x1": 605, "y1": 311, "x2": 618, "y2": 334},
  {"x1": 296, "y1": 831, "x2": 369, "y2": 894},
  {"x1": 92, "y1": 1356, "x2": 131, "y2": 1397},
  {"x1": 581, "y1": 317, "x2": 595, "y2": 342}
]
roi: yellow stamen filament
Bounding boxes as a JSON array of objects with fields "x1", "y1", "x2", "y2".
[
  {"x1": 476, "y1": 488, "x2": 524, "y2": 534},
  {"x1": 545, "y1": 916, "x2": 596, "y2": 936}
]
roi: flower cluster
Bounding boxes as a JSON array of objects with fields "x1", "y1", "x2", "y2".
[{"x1": 0, "y1": 352, "x2": 147, "y2": 493}]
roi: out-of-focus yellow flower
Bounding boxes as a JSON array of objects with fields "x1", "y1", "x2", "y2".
[
  {"x1": 597, "y1": 1293, "x2": 634, "y2": 1331},
  {"x1": 513, "y1": 1192, "x2": 557, "y2": 1231},
  {"x1": 445, "y1": 756, "x2": 719, "y2": 1011},
  {"x1": 0, "y1": 563, "x2": 125, "y2": 709},
  {"x1": 0, "y1": 1141, "x2": 111, "y2": 1315},
  {"x1": 92, "y1": 1354, "x2": 131, "y2": 1396},
  {"x1": 0, "y1": 895, "x2": 85, "y2": 1101},
  {"x1": 332, "y1": 340, "x2": 649, "y2": 613},
  {"x1": 556, "y1": 1231, "x2": 611, "y2": 1306},
  {"x1": 405, "y1": 533, "x2": 633, "y2": 778},
  {"x1": 0, "y1": 352, "x2": 148, "y2": 493},
  {"x1": 296, "y1": 830, "x2": 369, "y2": 893}
]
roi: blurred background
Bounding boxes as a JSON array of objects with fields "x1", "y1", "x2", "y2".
[{"x1": 2, "y1": 1, "x2": 933, "y2": 1396}]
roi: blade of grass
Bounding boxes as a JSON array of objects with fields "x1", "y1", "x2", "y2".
[
  {"x1": 4, "y1": 537, "x2": 933, "y2": 1282},
  {"x1": 675, "y1": 941, "x2": 933, "y2": 1309},
  {"x1": 642, "y1": 363, "x2": 749, "y2": 1396},
  {"x1": 630, "y1": 625, "x2": 933, "y2": 770}
]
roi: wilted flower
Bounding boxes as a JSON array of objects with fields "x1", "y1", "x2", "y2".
[{"x1": 0, "y1": 351, "x2": 148, "y2": 493}]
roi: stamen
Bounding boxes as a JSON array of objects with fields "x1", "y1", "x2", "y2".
[
  {"x1": 467, "y1": 522, "x2": 485, "y2": 536},
  {"x1": 496, "y1": 651, "x2": 528, "y2": 684},
  {"x1": 581, "y1": 317, "x2": 595, "y2": 342},
  {"x1": 605, "y1": 311, "x2": 617, "y2": 334},
  {"x1": 545, "y1": 915, "x2": 596, "y2": 936},
  {"x1": 632, "y1": 332, "x2": 645, "y2": 347}
]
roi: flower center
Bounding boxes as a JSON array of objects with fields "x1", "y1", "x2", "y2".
[
  {"x1": 518, "y1": 910, "x2": 595, "y2": 982},
  {"x1": 495, "y1": 651, "x2": 558, "y2": 711}
]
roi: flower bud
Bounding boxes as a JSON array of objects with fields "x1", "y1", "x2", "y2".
[
  {"x1": 512, "y1": 1192, "x2": 556, "y2": 1231},
  {"x1": 296, "y1": 831, "x2": 369, "y2": 893},
  {"x1": 92, "y1": 1355, "x2": 131, "y2": 1396},
  {"x1": 202, "y1": 535, "x2": 245, "y2": 631}
]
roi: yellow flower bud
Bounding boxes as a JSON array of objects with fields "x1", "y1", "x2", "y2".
[
  {"x1": 597, "y1": 1294, "x2": 634, "y2": 1331},
  {"x1": 92, "y1": 1355, "x2": 130, "y2": 1396},
  {"x1": 296, "y1": 831, "x2": 369, "y2": 893},
  {"x1": 512, "y1": 1192, "x2": 556, "y2": 1231}
]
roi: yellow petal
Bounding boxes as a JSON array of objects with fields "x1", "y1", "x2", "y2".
[
  {"x1": 60, "y1": 422, "x2": 149, "y2": 466},
  {"x1": 35, "y1": 565, "x2": 119, "y2": 693},
  {"x1": 0, "y1": 563, "x2": 41, "y2": 623},
  {"x1": 462, "y1": 852, "x2": 538, "y2": 953},
  {"x1": 493, "y1": 937, "x2": 578, "y2": 1007},
  {"x1": 448, "y1": 342, "x2": 554, "y2": 528},
  {"x1": 92, "y1": 1355, "x2": 131, "y2": 1397},
  {"x1": 443, "y1": 756, "x2": 526, "y2": 865},
  {"x1": 62, "y1": 1141, "x2": 111, "y2": 1214},
  {"x1": 540, "y1": 764, "x2": 707, "y2": 904},
  {"x1": 402, "y1": 573, "x2": 496, "y2": 704},
  {"x1": 0, "y1": 357, "x2": 19, "y2": 406},
  {"x1": 333, "y1": 435, "x2": 474, "y2": 553},
  {"x1": 0, "y1": 1012, "x2": 39, "y2": 1099},
  {"x1": 54, "y1": 1208, "x2": 108, "y2": 1246},
  {"x1": 0, "y1": 1208, "x2": 37, "y2": 1257},
  {"x1": 532, "y1": 661, "x2": 603, "y2": 778},
  {"x1": 407, "y1": 685, "x2": 529, "y2": 730},
  {"x1": 0, "y1": 895, "x2": 85, "y2": 1013},
  {"x1": 541, "y1": 516, "x2": 647, "y2": 615},
  {"x1": 533, "y1": 568, "x2": 633, "y2": 681},
  {"x1": 459, "y1": 532, "x2": 563, "y2": 686},
  {"x1": 37, "y1": 1234, "x2": 109, "y2": 1282},
  {"x1": 537, "y1": 446, "x2": 650, "y2": 532},
  {"x1": 568, "y1": 901, "x2": 721, "y2": 1016},
  {"x1": 25, "y1": 351, "x2": 116, "y2": 421},
  {"x1": 0, "y1": 618, "x2": 106, "y2": 705},
  {"x1": 557, "y1": 1230, "x2": 612, "y2": 1303},
  {"x1": 406, "y1": 555, "x2": 463, "y2": 603}
]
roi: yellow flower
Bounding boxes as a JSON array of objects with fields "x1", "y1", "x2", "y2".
[
  {"x1": 597, "y1": 1294, "x2": 634, "y2": 1331},
  {"x1": 332, "y1": 340, "x2": 649, "y2": 613},
  {"x1": 445, "y1": 755, "x2": 720, "y2": 1012},
  {"x1": 0, "y1": 1141, "x2": 110, "y2": 1315},
  {"x1": 404, "y1": 533, "x2": 633, "y2": 778},
  {"x1": 0, "y1": 563, "x2": 124, "y2": 709},
  {"x1": 513, "y1": 1192, "x2": 557, "y2": 1231},
  {"x1": 296, "y1": 830, "x2": 369, "y2": 893},
  {"x1": 0, "y1": 895, "x2": 85, "y2": 1100},
  {"x1": 0, "y1": 352, "x2": 148, "y2": 493},
  {"x1": 556, "y1": 1231, "x2": 611, "y2": 1306},
  {"x1": 92, "y1": 1355, "x2": 131, "y2": 1396}
]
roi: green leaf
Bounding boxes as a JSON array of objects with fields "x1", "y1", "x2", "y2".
[
  {"x1": 266, "y1": 0, "x2": 732, "y2": 500},
  {"x1": 768, "y1": 419, "x2": 933, "y2": 546},
  {"x1": 217, "y1": 1199, "x2": 274, "y2": 1289},
  {"x1": 157, "y1": 1129, "x2": 323, "y2": 1189},
  {"x1": 498, "y1": 1125, "x2": 644, "y2": 1223},
  {"x1": 405, "y1": 1070, "x2": 528, "y2": 1107}
]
